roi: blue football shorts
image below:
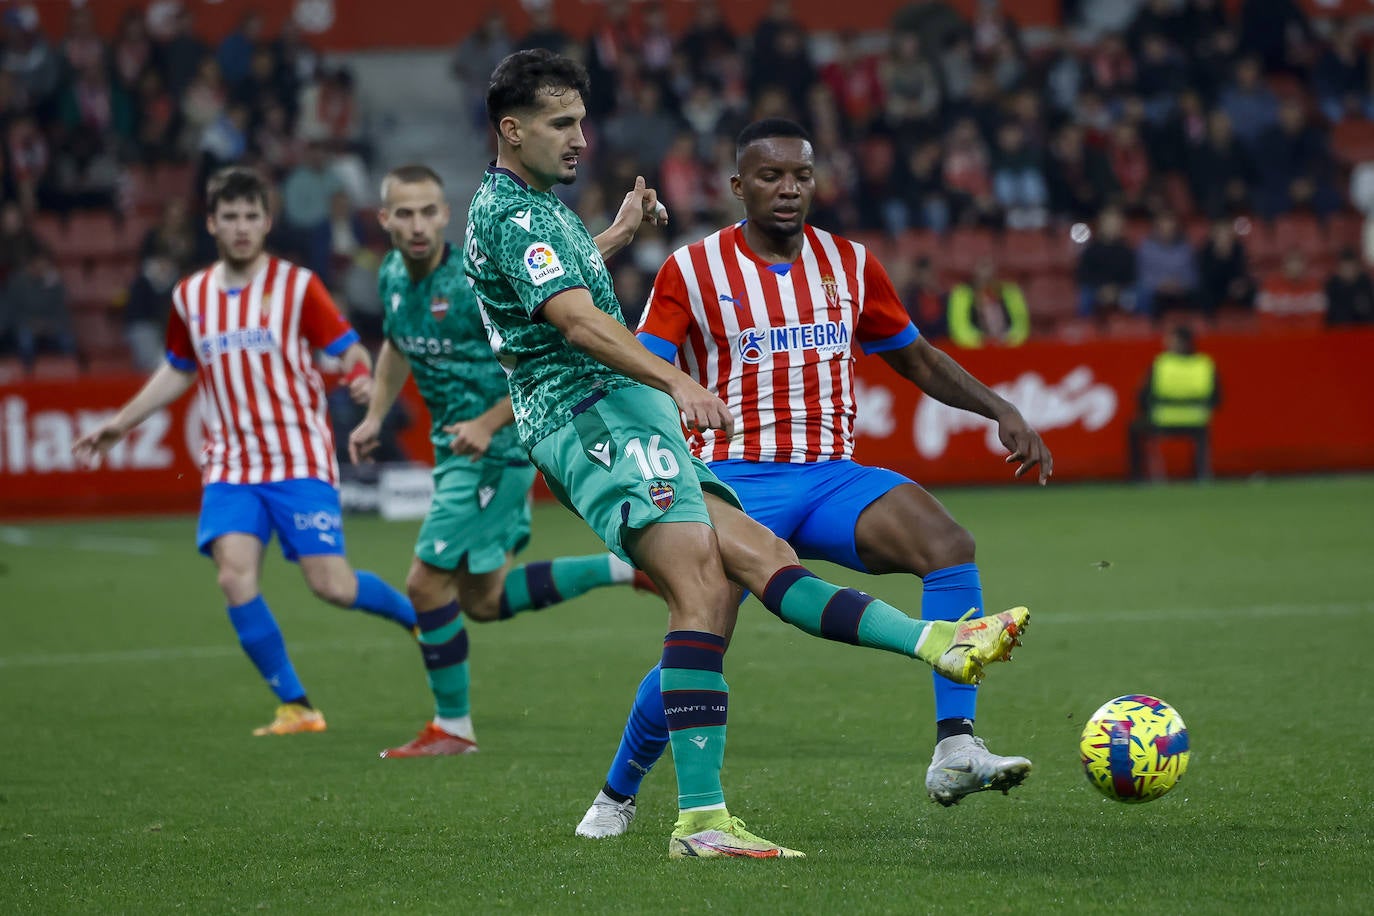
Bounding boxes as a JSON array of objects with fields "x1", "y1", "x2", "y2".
[
  {"x1": 708, "y1": 458, "x2": 913, "y2": 572},
  {"x1": 196, "y1": 478, "x2": 346, "y2": 562}
]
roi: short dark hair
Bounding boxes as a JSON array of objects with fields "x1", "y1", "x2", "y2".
[
  {"x1": 735, "y1": 118, "x2": 812, "y2": 157},
  {"x1": 486, "y1": 49, "x2": 591, "y2": 129},
  {"x1": 381, "y1": 163, "x2": 444, "y2": 201},
  {"x1": 206, "y1": 166, "x2": 269, "y2": 212}
]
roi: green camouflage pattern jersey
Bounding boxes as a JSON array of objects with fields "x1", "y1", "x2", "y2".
[
  {"x1": 464, "y1": 165, "x2": 637, "y2": 447},
  {"x1": 378, "y1": 243, "x2": 526, "y2": 469}
]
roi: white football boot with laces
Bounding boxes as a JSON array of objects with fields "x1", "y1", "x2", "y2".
[
  {"x1": 925, "y1": 735, "x2": 1032, "y2": 806},
  {"x1": 575, "y1": 790, "x2": 637, "y2": 838}
]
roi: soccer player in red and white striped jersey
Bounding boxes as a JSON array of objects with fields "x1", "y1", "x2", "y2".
[
  {"x1": 74, "y1": 167, "x2": 415, "y2": 737},
  {"x1": 578, "y1": 120, "x2": 1056, "y2": 836}
]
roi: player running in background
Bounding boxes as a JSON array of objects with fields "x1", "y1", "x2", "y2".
[
  {"x1": 467, "y1": 49, "x2": 1028, "y2": 859},
  {"x1": 347, "y1": 163, "x2": 659, "y2": 758},
  {"x1": 575, "y1": 118, "x2": 1054, "y2": 839},
  {"x1": 73, "y1": 166, "x2": 416, "y2": 737}
]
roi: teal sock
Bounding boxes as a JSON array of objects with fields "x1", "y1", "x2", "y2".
[
  {"x1": 661, "y1": 631, "x2": 729, "y2": 810},
  {"x1": 499, "y1": 554, "x2": 625, "y2": 619},
  {"x1": 416, "y1": 601, "x2": 470, "y2": 718},
  {"x1": 761, "y1": 565, "x2": 927, "y2": 657}
]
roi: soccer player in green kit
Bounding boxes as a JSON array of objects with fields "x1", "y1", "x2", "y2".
[
  {"x1": 348, "y1": 164, "x2": 657, "y2": 758},
  {"x1": 465, "y1": 49, "x2": 1031, "y2": 859}
]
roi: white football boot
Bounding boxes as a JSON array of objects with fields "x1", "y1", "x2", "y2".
[
  {"x1": 575, "y1": 790, "x2": 637, "y2": 838},
  {"x1": 925, "y1": 735, "x2": 1032, "y2": 806}
]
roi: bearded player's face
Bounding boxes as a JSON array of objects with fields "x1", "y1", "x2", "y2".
[
  {"x1": 207, "y1": 196, "x2": 271, "y2": 267},
  {"x1": 509, "y1": 88, "x2": 587, "y2": 189},
  {"x1": 732, "y1": 137, "x2": 816, "y2": 237}
]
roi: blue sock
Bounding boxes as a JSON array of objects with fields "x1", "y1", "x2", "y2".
[
  {"x1": 352, "y1": 571, "x2": 417, "y2": 629},
  {"x1": 922, "y1": 563, "x2": 982, "y2": 722},
  {"x1": 228, "y1": 596, "x2": 306, "y2": 703},
  {"x1": 603, "y1": 663, "x2": 671, "y2": 799}
]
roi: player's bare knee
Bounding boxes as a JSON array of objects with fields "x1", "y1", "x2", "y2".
[
  {"x1": 304, "y1": 565, "x2": 357, "y2": 607},
  {"x1": 216, "y1": 566, "x2": 257, "y2": 604},
  {"x1": 929, "y1": 523, "x2": 976, "y2": 570},
  {"x1": 405, "y1": 562, "x2": 452, "y2": 612},
  {"x1": 464, "y1": 598, "x2": 502, "y2": 623}
]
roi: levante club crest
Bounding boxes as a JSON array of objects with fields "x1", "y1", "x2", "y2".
[
  {"x1": 431, "y1": 297, "x2": 450, "y2": 320},
  {"x1": 648, "y1": 482, "x2": 675, "y2": 511}
]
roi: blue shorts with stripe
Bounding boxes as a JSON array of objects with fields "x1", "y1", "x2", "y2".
[
  {"x1": 707, "y1": 458, "x2": 913, "y2": 572},
  {"x1": 196, "y1": 478, "x2": 346, "y2": 562}
]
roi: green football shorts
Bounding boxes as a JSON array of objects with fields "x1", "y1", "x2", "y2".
[
  {"x1": 528, "y1": 385, "x2": 741, "y2": 565},
  {"x1": 414, "y1": 457, "x2": 535, "y2": 575}
]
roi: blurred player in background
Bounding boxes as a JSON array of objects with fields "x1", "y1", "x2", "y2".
[
  {"x1": 467, "y1": 49, "x2": 1028, "y2": 859},
  {"x1": 73, "y1": 166, "x2": 416, "y2": 737},
  {"x1": 576, "y1": 119, "x2": 1053, "y2": 838},
  {"x1": 348, "y1": 163, "x2": 660, "y2": 759}
]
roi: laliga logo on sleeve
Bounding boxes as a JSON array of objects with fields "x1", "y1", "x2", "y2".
[
  {"x1": 524, "y1": 242, "x2": 566, "y2": 286},
  {"x1": 737, "y1": 328, "x2": 767, "y2": 364}
]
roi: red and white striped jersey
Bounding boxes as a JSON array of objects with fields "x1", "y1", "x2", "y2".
[
  {"x1": 637, "y1": 223, "x2": 917, "y2": 463},
  {"x1": 165, "y1": 257, "x2": 358, "y2": 486}
]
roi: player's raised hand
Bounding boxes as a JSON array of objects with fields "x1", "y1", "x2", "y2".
[
  {"x1": 671, "y1": 377, "x2": 734, "y2": 438},
  {"x1": 615, "y1": 176, "x2": 669, "y2": 232},
  {"x1": 348, "y1": 416, "x2": 381, "y2": 464},
  {"x1": 72, "y1": 421, "x2": 127, "y2": 468},
  {"x1": 998, "y1": 415, "x2": 1054, "y2": 485},
  {"x1": 443, "y1": 420, "x2": 492, "y2": 460}
]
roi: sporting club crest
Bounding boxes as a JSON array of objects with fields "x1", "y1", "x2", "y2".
[
  {"x1": 430, "y1": 297, "x2": 450, "y2": 320},
  {"x1": 648, "y1": 482, "x2": 675, "y2": 511},
  {"x1": 821, "y1": 274, "x2": 839, "y2": 307}
]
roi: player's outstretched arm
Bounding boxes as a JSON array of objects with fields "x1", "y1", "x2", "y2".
[
  {"x1": 594, "y1": 176, "x2": 668, "y2": 262},
  {"x1": 72, "y1": 362, "x2": 196, "y2": 467},
  {"x1": 348, "y1": 341, "x2": 409, "y2": 464},
  {"x1": 543, "y1": 288, "x2": 732, "y2": 435},
  {"x1": 880, "y1": 338, "x2": 1054, "y2": 483}
]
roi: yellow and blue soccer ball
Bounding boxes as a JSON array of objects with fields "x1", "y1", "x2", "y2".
[{"x1": 1079, "y1": 695, "x2": 1190, "y2": 803}]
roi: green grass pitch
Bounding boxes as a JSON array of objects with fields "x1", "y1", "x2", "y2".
[{"x1": 2, "y1": 476, "x2": 1371, "y2": 914}]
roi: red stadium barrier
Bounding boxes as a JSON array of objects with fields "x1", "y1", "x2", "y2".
[{"x1": 2, "y1": 328, "x2": 1371, "y2": 518}]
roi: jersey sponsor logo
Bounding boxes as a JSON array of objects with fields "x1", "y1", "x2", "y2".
[
  {"x1": 648, "y1": 481, "x2": 675, "y2": 511},
  {"x1": 197, "y1": 327, "x2": 278, "y2": 359},
  {"x1": 430, "y1": 297, "x2": 449, "y2": 320},
  {"x1": 524, "y1": 242, "x2": 565, "y2": 286},
  {"x1": 477, "y1": 485, "x2": 496, "y2": 509},
  {"x1": 395, "y1": 335, "x2": 458, "y2": 357},
  {"x1": 510, "y1": 210, "x2": 533, "y2": 232},
  {"x1": 735, "y1": 322, "x2": 851, "y2": 365},
  {"x1": 293, "y1": 510, "x2": 341, "y2": 532}
]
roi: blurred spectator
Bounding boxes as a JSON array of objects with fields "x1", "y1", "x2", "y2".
[
  {"x1": 896, "y1": 254, "x2": 947, "y2": 339},
  {"x1": 681, "y1": 1, "x2": 736, "y2": 79},
  {"x1": 158, "y1": 4, "x2": 208, "y2": 99},
  {"x1": 1046, "y1": 123, "x2": 1117, "y2": 221},
  {"x1": 6, "y1": 114, "x2": 49, "y2": 212},
  {"x1": 1136, "y1": 210, "x2": 1199, "y2": 315},
  {"x1": 0, "y1": 250, "x2": 76, "y2": 371},
  {"x1": 200, "y1": 102, "x2": 250, "y2": 172},
  {"x1": 124, "y1": 252, "x2": 176, "y2": 372},
  {"x1": 1041, "y1": 34, "x2": 1085, "y2": 116},
  {"x1": 141, "y1": 197, "x2": 200, "y2": 271},
  {"x1": 1257, "y1": 250, "x2": 1325, "y2": 316},
  {"x1": 1187, "y1": 110, "x2": 1256, "y2": 217},
  {"x1": 1129, "y1": 324, "x2": 1218, "y2": 482},
  {"x1": 943, "y1": 118, "x2": 996, "y2": 226},
  {"x1": 613, "y1": 261, "x2": 650, "y2": 329},
  {"x1": 1197, "y1": 218, "x2": 1255, "y2": 315},
  {"x1": 1128, "y1": 0, "x2": 1187, "y2": 53},
  {"x1": 947, "y1": 256, "x2": 1029, "y2": 348},
  {"x1": 659, "y1": 132, "x2": 710, "y2": 225},
  {"x1": 821, "y1": 32, "x2": 883, "y2": 132},
  {"x1": 59, "y1": 61, "x2": 130, "y2": 143},
  {"x1": 3, "y1": 7, "x2": 62, "y2": 114},
  {"x1": 61, "y1": 6, "x2": 105, "y2": 77},
  {"x1": 1191, "y1": 24, "x2": 1240, "y2": 103},
  {"x1": 514, "y1": 4, "x2": 571, "y2": 56},
  {"x1": 1136, "y1": 33, "x2": 1190, "y2": 123},
  {"x1": 232, "y1": 47, "x2": 281, "y2": 116},
  {"x1": 1106, "y1": 121, "x2": 1152, "y2": 214},
  {"x1": 179, "y1": 58, "x2": 226, "y2": 156},
  {"x1": 893, "y1": 141, "x2": 950, "y2": 233},
  {"x1": 750, "y1": 20, "x2": 813, "y2": 113},
  {"x1": 251, "y1": 98, "x2": 299, "y2": 175},
  {"x1": 452, "y1": 10, "x2": 511, "y2": 129},
  {"x1": 1314, "y1": 21, "x2": 1370, "y2": 123},
  {"x1": 1090, "y1": 34, "x2": 1136, "y2": 96},
  {"x1": 327, "y1": 189, "x2": 364, "y2": 272},
  {"x1": 1324, "y1": 247, "x2": 1374, "y2": 326},
  {"x1": 1238, "y1": 0, "x2": 1312, "y2": 75},
  {"x1": 270, "y1": 18, "x2": 317, "y2": 122},
  {"x1": 1256, "y1": 97, "x2": 1338, "y2": 218},
  {"x1": 1076, "y1": 206, "x2": 1137, "y2": 317},
  {"x1": 132, "y1": 69, "x2": 178, "y2": 164},
  {"x1": 0, "y1": 201, "x2": 42, "y2": 282},
  {"x1": 991, "y1": 122, "x2": 1047, "y2": 229},
  {"x1": 216, "y1": 10, "x2": 263, "y2": 89},
  {"x1": 1218, "y1": 56, "x2": 1277, "y2": 150},
  {"x1": 604, "y1": 83, "x2": 680, "y2": 174},
  {"x1": 281, "y1": 141, "x2": 342, "y2": 281},
  {"x1": 47, "y1": 126, "x2": 119, "y2": 214},
  {"x1": 111, "y1": 11, "x2": 153, "y2": 93}
]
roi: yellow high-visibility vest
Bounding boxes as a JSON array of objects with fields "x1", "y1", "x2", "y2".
[{"x1": 1149, "y1": 352, "x2": 1216, "y2": 427}]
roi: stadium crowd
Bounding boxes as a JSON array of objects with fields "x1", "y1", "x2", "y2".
[{"x1": 3, "y1": 0, "x2": 1374, "y2": 378}]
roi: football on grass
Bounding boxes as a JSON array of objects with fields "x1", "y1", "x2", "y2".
[{"x1": 1080, "y1": 694, "x2": 1190, "y2": 803}]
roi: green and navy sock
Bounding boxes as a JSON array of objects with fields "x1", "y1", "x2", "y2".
[
  {"x1": 498, "y1": 554, "x2": 633, "y2": 619},
  {"x1": 228, "y1": 596, "x2": 306, "y2": 703},
  {"x1": 661, "y1": 631, "x2": 728, "y2": 811},
  {"x1": 923, "y1": 563, "x2": 983, "y2": 724},
  {"x1": 353, "y1": 571, "x2": 417, "y2": 629},
  {"x1": 416, "y1": 600, "x2": 470, "y2": 720},
  {"x1": 761, "y1": 565, "x2": 929, "y2": 657}
]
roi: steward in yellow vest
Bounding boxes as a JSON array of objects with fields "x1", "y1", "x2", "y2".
[{"x1": 1129, "y1": 326, "x2": 1220, "y2": 481}]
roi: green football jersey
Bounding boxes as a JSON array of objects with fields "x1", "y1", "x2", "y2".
[
  {"x1": 463, "y1": 165, "x2": 636, "y2": 447},
  {"x1": 378, "y1": 243, "x2": 525, "y2": 468}
]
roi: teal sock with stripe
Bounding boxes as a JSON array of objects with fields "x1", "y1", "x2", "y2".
[
  {"x1": 761, "y1": 565, "x2": 928, "y2": 657},
  {"x1": 416, "y1": 601, "x2": 470, "y2": 718},
  {"x1": 499, "y1": 554, "x2": 629, "y2": 619},
  {"x1": 661, "y1": 631, "x2": 728, "y2": 810}
]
